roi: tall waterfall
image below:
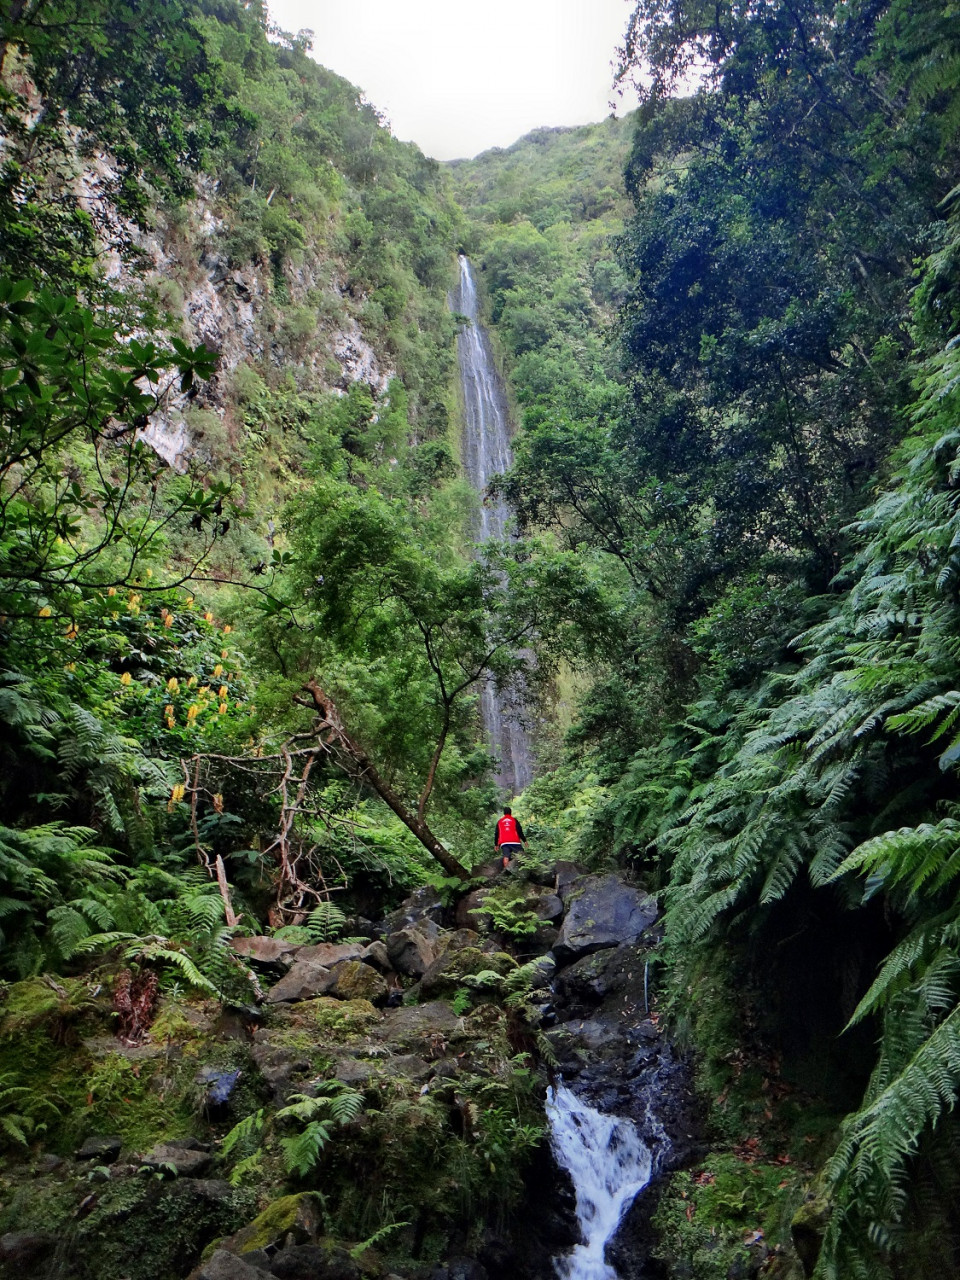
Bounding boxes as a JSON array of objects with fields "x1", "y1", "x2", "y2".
[
  {"x1": 451, "y1": 253, "x2": 533, "y2": 796},
  {"x1": 547, "y1": 1085, "x2": 654, "y2": 1280}
]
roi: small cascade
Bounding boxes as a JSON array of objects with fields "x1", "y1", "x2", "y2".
[
  {"x1": 547, "y1": 1085, "x2": 654, "y2": 1280},
  {"x1": 451, "y1": 252, "x2": 533, "y2": 795}
]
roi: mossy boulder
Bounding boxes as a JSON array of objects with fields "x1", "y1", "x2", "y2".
[
  {"x1": 220, "y1": 1192, "x2": 322, "y2": 1255},
  {"x1": 324, "y1": 960, "x2": 389, "y2": 1006},
  {"x1": 419, "y1": 947, "x2": 516, "y2": 999},
  {"x1": 791, "y1": 1193, "x2": 831, "y2": 1276}
]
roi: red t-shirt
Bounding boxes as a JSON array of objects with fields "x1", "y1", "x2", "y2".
[{"x1": 495, "y1": 815, "x2": 524, "y2": 847}]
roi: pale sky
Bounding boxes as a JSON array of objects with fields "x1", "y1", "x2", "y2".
[{"x1": 267, "y1": 0, "x2": 639, "y2": 161}]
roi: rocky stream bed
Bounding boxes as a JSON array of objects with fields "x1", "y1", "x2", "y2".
[{"x1": 0, "y1": 866, "x2": 704, "y2": 1280}]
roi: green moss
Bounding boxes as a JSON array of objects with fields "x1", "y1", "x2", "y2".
[
  {"x1": 651, "y1": 1153, "x2": 805, "y2": 1280},
  {"x1": 312, "y1": 997, "x2": 380, "y2": 1041},
  {"x1": 228, "y1": 1191, "x2": 322, "y2": 1253}
]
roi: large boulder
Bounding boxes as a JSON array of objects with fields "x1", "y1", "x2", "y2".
[
  {"x1": 455, "y1": 888, "x2": 493, "y2": 932},
  {"x1": 419, "y1": 947, "x2": 516, "y2": 1000},
  {"x1": 323, "y1": 960, "x2": 389, "y2": 1006},
  {"x1": 359, "y1": 940, "x2": 391, "y2": 972},
  {"x1": 269, "y1": 1242, "x2": 360, "y2": 1280},
  {"x1": 191, "y1": 1250, "x2": 269, "y2": 1280},
  {"x1": 263, "y1": 961, "x2": 331, "y2": 1004},
  {"x1": 385, "y1": 927, "x2": 438, "y2": 978},
  {"x1": 141, "y1": 1137, "x2": 212, "y2": 1177},
  {"x1": 380, "y1": 885, "x2": 444, "y2": 935},
  {"x1": 296, "y1": 942, "x2": 365, "y2": 966},
  {"x1": 373, "y1": 1001, "x2": 465, "y2": 1051},
  {"x1": 231, "y1": 936, "x2": 300, "y2": 965},
  {"x1": 552, "y1": 875, "x2": 657, "y2": 964},
  {"x1": 219, "y1": 1193, "x2": 322, "y2": 1256}
]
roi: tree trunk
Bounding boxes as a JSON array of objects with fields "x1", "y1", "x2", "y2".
[{"x1": 299, "y1": 680, "x2": 470, "y2": 880}]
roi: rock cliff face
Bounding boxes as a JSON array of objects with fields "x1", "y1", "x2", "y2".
[{"x1": 81, "y1": 166, "x2": 398, "y2": 473}]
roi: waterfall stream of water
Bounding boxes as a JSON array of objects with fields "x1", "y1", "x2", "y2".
[
  {"x1": 451, "y1": 253, "x2": 533, "y2": 796},
  {"x1": 547, "y1": 1085, "x2": 654, "y2": 1280}
]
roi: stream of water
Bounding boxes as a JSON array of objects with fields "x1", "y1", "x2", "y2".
[
  {"x1": 547, "y1": 1085, "x2": 654, "y2": 1280},
  {"x1": 450, "y1": 253, "x2": 533, "y2": 796}
]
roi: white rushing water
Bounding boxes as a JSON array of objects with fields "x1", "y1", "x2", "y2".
[
  {"x1": 451, "y1": 253, "x2": 533, "y2": 796},
  {"x1": 547, "y1": 1085, "x2": 653, "y2": 1280}
]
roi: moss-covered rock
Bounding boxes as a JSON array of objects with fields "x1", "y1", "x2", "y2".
[
  {"x1": 221, "y1": 1192, "x2": 322, "y2": 1254},
  {"x1": 419, "y1": 947, "x2": 516, "y2": 1000},
  {"x1": 791, "y1": 1193, "x2": 831, "y2": 1277},
  {"x1": 324, "y1": 961, "x2": 389, "y2": 1006}
]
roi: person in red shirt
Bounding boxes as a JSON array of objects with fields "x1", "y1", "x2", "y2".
[{"x1": 494, "y1": 806, "x2": 527, "y2": 871}]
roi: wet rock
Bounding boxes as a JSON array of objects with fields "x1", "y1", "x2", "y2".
[
  {"x1": 269, "y1": 1243, "x2": 359, "y2": 1279},
  {"x1": 0, "y1": 1232, "x2": 55, "y2": 1267},
  {"x1": 524, "y1": 885, "x2": 563, "y2": 921},
  {"x1": 385, "y1": 927, "x2": 438, "y2": 978},
  {"x1": 141, "y1": 1138, "x2": 212, "y2": 1177},
  {"x1": 296, "y1": 942, "x2": 366, "y2": 966},
  {"x1": 76, "y1": 1134, "x2": 122, "y2": 1162},
  {"x1": 553, "y1": 875, "x2": 657, "y2": 963},
  {"x1": 263, "y1": 960, "x2": 331, "y2": 1003},
  {"x1": 324, "y1": 959, "x2": 389, "y2": 1005},
  {"x1": 557, "y1": 949, "x2": 624, "y2": 1003},
  {"x1": 192, "y1": 1249, "x2": 270, "y2": 1280},
  {"x1": 419, "y1": 947, "x2": 516, "y2": 1000},
  {"x1": 381, "y1": 885, "x2": 444, "y2": 936},
  {"x1": 231, "y1": 936, "x2": 300, "y2": 965},
  {"x1": 359, "y1": 940, "x2": 392, "y2": 972}
]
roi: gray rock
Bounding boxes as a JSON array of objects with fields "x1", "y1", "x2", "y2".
[
  {"x1": 33, "y1": 1153, "x2": 62, "y2": 1174},
  {"x1": 373, "y1": 1001, "x2": 465, "y2": 1050},
  {"x1": 381, "y1": 885, "x2": 444, "y2": 935},
  {"x1": 554, "y1": 861, "x2": 582, "y2": 899},
  {"x1": 231, "y1": 936, "x2": 300, "y2": 964},
  {"x1": 455, "y1": 888, "x2": 493, "y2": 932},
  {"x1": 557, "y1": 949, "x2": 624, "y2": 1002},
  {"x1": 263, "y1": 960, "x2": 331, "y2": 1003},
  {"x1": 76, "y1": 1134, "x2": 122, "y2": 1162},
  {"x1": 251, "y1": 1043, "x2": 311, "y2": 1100},
  {"x1": 359, "y1": 940, "x2": 392, "y2": 972},
  {"x1": 524, "y1": 886, "x2": 563, "y2": 921},
  {"x1": 419, "y1": 947, "x2": 516, "y2": 1000},
  {"x1": 332, "y1": 1052, "x2": 431, "y2": 1086},
  {"x1": 385, "y1": 927, "x2": 438, "y2": 978},
  {"x1": 296, "y1": 942, "x2": 365, "y2": 966},
  {"x1": 193, "y1": 1249, "x2": 270, "y2": 1280},
  {"x1": 141, "y1": 1141, "x2": 212, "y2": 1176},
  {"x1": 553, "y1": 875, "x2": 657, "y2": 963},
  {"x1": 269, "y1": 1243, "x2": 359, "y2": 1279},
  {"x1": 324, "y1": 959, "x2": 389, "y2": 1005}
]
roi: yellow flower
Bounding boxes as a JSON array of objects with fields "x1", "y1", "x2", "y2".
[
  {"x1": 38, "y1": 606, "x2": 52, "y2": 618},
  {"x1": 187, "y1": 704, "x2": 199, "y2": 721},
  {"x1": 65, "y1": 624, "x2": 78, "y2": 640},
  {"x1": 107, "y1": 586, "x2": 117, "y2": 597},
  {"x1": 218, "y1": 702, "x2": 227, "y2": 715},
  {"x1": 218, "y1": 685, "x2": 228, "y2": 699},
  {"x1": 120, "y1": 672, "x2": 132, "y2": 686},
  {"x1": 221, "y1": 649, "x2": 229, "y2": 659},
  {"x1": 223, "y1": 625, "x2": 232, "y2": 634},
  {"x1": 166, "y1": 715, "x2": 175, "y2": 729},
  {"x1": 213, "y1": 664, "x2": 223, "y2": 677},
  {"x1": 167, "y1": 677, "x2": 179, "y2": 692},
  {"x1": 64, "y1": 662, "x2": 76, "y2": 673},
  {"x1": 198, "y1": 685, "x2": 210, "y2": 697},
  {"x1": 164, "y1": 614, "x2": 174, "y2": 628},
  {"x1": 203, "y1": 611, "x2": 214, "y2": 623},
  {"x1": 186, "y1": 596, "x2": 194, "y2": 606},
  {"x1": 187, "y1": 675, "x2": 198, "y2": 688},
  {"x1": 167, "y1": 783, "x2": 185, "y2": 813}
]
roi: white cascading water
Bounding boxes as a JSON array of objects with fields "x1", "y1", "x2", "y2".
[
  {"x1": 450, "y1": 253, "x2": 533, "y2": 796},
  {"x1": 547, "y1": 1085, "x2": 653, "y2": 1280}
]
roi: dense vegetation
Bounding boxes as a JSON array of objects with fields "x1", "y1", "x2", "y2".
[
  {"x1": 4, "y1": 0, "x2": 960, "y2": 1275},
  {"x1": 453, "y1": 0, "x2": 960, "y2": 1275}
]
